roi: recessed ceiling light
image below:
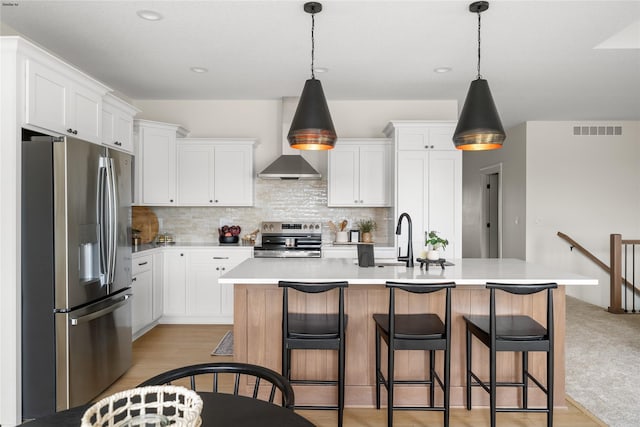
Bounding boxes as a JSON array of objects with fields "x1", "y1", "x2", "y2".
[
  {"x1": 314, "y1": 67, "x2": 329, "y2": 73},
  {"x1": 190, "y1": 67, "x2": 208, "y2": 73},
  {"x1": 434, "y1": 67, "x2": 452, "y2": 73},
  {"x1": 136, "y1": 10, "x2": 163, "y2": 21}
]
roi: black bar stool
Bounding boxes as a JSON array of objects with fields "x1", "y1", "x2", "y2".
[
  {"x1": 463, "y1": 282, "x2": 558, "y2": 427},
  {"x1": 373, "y1": 281, "x2": 456, "y2": 427},
  {"x1": 279, "y1": 280, "x2": 348, "y2": 427}
]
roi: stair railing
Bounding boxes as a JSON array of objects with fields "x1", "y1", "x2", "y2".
[
  {"x1": 556, "y1": 232, "x2": 640, "y2": 313},
  {"x1": 609, "y1": 234, "x2": 640, "y2": 313}
]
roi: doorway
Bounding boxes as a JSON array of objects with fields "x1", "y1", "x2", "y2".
[{"x1": 480, "y1": 164, "x2": 502, "y2": 258}]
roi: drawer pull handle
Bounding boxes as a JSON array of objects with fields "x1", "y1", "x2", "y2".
[
  {"x1": 138, "y1": 261, "x2": 148, "y2": 266},
  {"x1": 213, "y1": 256, "x2": 229, "y2": 259}
]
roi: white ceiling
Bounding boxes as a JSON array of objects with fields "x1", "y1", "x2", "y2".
[{"x1": 2, "y1": 0, "x2": 640, "y2": 129}]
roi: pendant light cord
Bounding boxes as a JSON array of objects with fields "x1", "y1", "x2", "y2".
[
  {"x1": 476, "y1": 10, "x2": 482, "y2": 79},
  {"x1": 310, "y1": 12, "x2": 316, "y2": 79}
]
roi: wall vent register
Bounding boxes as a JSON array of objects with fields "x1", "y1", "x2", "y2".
[{"x1": 573, "y1": 125, "x2": 622, "y2": 136}]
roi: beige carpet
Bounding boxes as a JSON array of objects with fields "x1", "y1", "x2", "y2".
[
  {"x1": 211, "y1": 330, "x2": 233, "y2": 356},
  {"x1": 566, "y1": 296, "x2": 640, "y2": 427}
]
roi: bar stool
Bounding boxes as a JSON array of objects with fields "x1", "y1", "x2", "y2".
[
  {"x1": 463, "y1": 282, "x2": 558, "y2": 427},
  {"x1": 373, "y1": 281, "x2": 456, "y2": 427},
  {"x1": 279, "y1": 280, "x2": 348, "y2": 427}
]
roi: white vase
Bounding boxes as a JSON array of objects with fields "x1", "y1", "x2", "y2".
[
  {"x1": 426, "y1": 250, "x2": 440, "y2": 261},
  {"x1": 336, "y1": 231, "x2": 348, "y2": 243}
]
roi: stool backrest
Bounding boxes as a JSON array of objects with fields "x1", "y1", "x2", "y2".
[
  {"x1": 278, "y1": 281, "x2": 348, "y2": 338},
  {"x1": 486, "y1": 282, "x2": 558, "y2": 344}
]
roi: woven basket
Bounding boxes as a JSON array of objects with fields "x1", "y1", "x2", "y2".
[{"x1": 81, "y1": 385, "x2": 203, "y2": 427}]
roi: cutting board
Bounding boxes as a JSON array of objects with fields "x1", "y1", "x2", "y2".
[{"x1": 132, "y1": 206, "x2": 159, "y2": 244}]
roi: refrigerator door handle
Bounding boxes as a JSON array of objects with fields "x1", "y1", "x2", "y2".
[
  {"x1": 98, "y1": 158, "x2": 109, "y2": 286},
  {"x1": 69, "y1": 294, "x2": 131, "y2": 326},
  {"x1": 107, "y1": 157, "x2": 118, "y2": 286}
]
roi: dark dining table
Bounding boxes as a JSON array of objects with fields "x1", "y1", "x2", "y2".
[{"x1": 22, "y1": 392, "x2": 315, "y2": 426}]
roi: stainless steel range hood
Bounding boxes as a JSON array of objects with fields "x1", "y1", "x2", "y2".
[
  {"x1": 258, "y1": 155, "x2": 321, "y2": 180},
  {"x1": 258, "y1": 97, "x2": 322, "y2": 180}
]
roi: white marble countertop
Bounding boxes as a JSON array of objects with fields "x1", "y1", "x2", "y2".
[
  {"x1": 219, "y1": 257, "x2": 598, "y2": 286},
  {"x1": 132, "y1": 242, "x2": 253, "y2": 254}
]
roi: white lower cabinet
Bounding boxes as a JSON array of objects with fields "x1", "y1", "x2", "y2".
[
  {"x1": 131, "y1": 253, "x2": 154, "y2": 339},
  {"x1": 162, "y1": 247, "x2": 252, "y2": 324}
]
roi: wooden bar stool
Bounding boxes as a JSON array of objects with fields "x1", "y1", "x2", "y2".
[
  {"x1": 279, "y1": 280, "x2": 348, "y2": 427},
  {"x1": 464, "y1": 282, "x2": 558, "y2": 427},
  {"x1": 373, "y1": 281, "x2": 456, "y2": 427}
]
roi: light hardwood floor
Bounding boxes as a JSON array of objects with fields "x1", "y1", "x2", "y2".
[{"x1": 101, "y1": 325, "x2": 605, "y2": 427}]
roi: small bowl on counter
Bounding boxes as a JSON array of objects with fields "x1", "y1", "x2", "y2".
[{"x1": 219, "y1": 235, "x2": 239, "y2": 244}]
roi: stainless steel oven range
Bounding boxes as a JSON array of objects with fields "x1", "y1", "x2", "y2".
[{"x1": 254, "y1": 221, "x2": 322, "y2": 258}]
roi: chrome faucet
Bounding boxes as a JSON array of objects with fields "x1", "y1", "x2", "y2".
[{"x1": 396, "y1": 212, "x2": 414, "y2": 267}]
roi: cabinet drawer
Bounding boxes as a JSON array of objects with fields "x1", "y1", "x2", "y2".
[{"x1": 132, "y1": 254, "x2": 153, "y2": 275}]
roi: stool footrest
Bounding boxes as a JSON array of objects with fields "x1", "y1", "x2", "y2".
[
  {"x1": 497, "y1": 407, "x2": 550, "y2": 413},
  {"x1": 290, "y1": 379, "x2": 338, "y2": 385},
  {"x1": 294, "y1": 405, "x2": 339, "y2": 411},
  {"x1": 392, "y1": 406, "x2": 447, "y2": 412}
]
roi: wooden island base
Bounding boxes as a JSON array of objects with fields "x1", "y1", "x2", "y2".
[{"x1": 234, "y1": 283, "x2": 566, "y2": 408}]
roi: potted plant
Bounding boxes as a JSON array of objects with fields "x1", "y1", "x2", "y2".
[
  {"x1": 425, "y1": 230, "x2": 448, "y2": 260},
  {"x1": 356, "y1": 218, "x2": 377, "y2": 243}
]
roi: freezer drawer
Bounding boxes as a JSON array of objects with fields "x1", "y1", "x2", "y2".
[{"x1": 55, "y1": 292, "x2": 132, "y2": 410}]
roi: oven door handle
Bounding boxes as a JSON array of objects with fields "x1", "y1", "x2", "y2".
[{"x1": 70, "y1": 294, "x2": 131, "y2": 326}]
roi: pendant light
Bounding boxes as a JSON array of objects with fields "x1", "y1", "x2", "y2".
[
  {"x1": 288, "y1": 2, "x2": 337, "y2": 151},
  {"x1": 453, "y1": 1, "x2": 505, "y2": 151}
]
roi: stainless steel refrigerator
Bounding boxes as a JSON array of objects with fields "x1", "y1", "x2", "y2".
[{"x1": 21, "y1": 133, "x2": 133, "y2": 419}]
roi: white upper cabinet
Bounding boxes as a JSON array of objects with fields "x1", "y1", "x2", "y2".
[
  {"x1": 385, "y1": 121, "x2": 461, "y2": 260},
  {"x1": 134, "y1": 119, "x2": 190, "y2": 206},
  {"x1": 25, "y1": 57, "x2": 108, "y2": 144},
  {"x1": 102, "y1": 93, "x2": 140, "y2": 154},
  {"x1": 384, "y1": 121, "x2": 457, "y2": 151},
  {"x1": 177, "y1": 139, "x2": 255, "y2": 207},
  {"x1": 328, "y1": 138, "x2": 392, "y2": 207}
]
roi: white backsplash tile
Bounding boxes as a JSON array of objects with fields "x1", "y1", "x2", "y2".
[{"x1": 151, "y1": 178, "x2": 394, "y2": 245}]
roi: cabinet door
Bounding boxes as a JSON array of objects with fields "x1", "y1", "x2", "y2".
[
  {"x1": 164, "y1": 251, "x2": 187, "y2": 315},
  {"x1": 25, "y1": 59, "x2": 68, "y2": 134},
  {"x1": 426, "y1": 150, "x2": 462, "y2": 259},
  {"x1": 396, "y1": 151, "x2": 429, "y2": 256},
  {"x1": 328, "y1": 145, "x2": 359, "y2": 206},
  {"x1": 114, "y1": 113, "x2": 134, "y2": 153},
  {"x1": 152, "y1": 252, "x2": 164, "y2": 321},
  {"x1": 396, "y1": 125, "x2": 456, "y2": 151},
  {"x1": 177, "y1": 144, "x2": 214, "y2": 205},
  {"x1": 358, "y1": 145, "x2": 390, "y2": 206},
  {"x1": 217, "y1": 249, "x2": 252, "y2": 317},
  {"x1": 213, "y1": 145, "x2": 253, "y2": 206},
  {"x1": 102, "y1": 107, "x2": 116, "y2": 147},
  {"x1": 140, "y1": 127, "x2": 177, "y2": 205},
  {"x1": 188, "y1": 254, "x2": 221, "y2": 316},
  {"x1": 131, "y1": 269, "x2": 153, "y2": 335},
  {"x1": 69, "y1": 83, "x2": 101, "y2": 144}
]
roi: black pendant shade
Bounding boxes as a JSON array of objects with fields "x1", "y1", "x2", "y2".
[
  {"x1": 288, "y1": 78, "x2": 337, "y2": 150},
  {"x1": 453, "y1": 78, "x2": 505, "y2": 150},
  {"x1": 453, "y1": 1, "x2": 505, "y2": 151}
]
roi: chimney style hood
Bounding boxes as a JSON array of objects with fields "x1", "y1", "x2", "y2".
[
  {"x1": 258, "y1": 97, "x2": 322, "y2": 180},
  {"x1": 258, "y1": 155, "x2": 321, "y2": 180}
]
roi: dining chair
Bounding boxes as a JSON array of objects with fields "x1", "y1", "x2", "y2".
[
  {"x1": 279, "y1": 280, "x2": 348, "y2": 427},
  {"x1": 373, "y1": 281, "x2": 456, "y2": 427},
  {"x1": 138, "y1": 362, "x2": 295, "y2": 409},
  {"x1": 464, "y1": 282, "x2": 558, "y2": 427}
]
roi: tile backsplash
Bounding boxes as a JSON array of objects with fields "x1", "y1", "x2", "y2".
[{"x1": 150, "y1": 178, "x2": 395, "y2": 245}]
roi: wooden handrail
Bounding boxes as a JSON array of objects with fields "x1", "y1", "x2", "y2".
[
  {"x1": 557, "y1": 232, "x2": 640, "y2": 313},
  {"x1": 556, "y1": 232, "x2": 609, "y2": 272}
]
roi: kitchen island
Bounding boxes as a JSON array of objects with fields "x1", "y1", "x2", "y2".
[{"x1": 220, "y1": 258, "x2": 596, "y2": 408}]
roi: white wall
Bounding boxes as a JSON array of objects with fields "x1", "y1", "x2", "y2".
[
  {"x1": 525, "y1": 121, "x2": 640, "y2": 307},
  {"x1": 462, "y1": 123, "x2": 527, "y2": 259}
]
